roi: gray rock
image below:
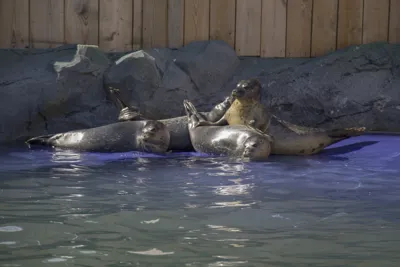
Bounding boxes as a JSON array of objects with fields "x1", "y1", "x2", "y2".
[
  {"x1": 50, "y1": 44, "x2": 116, "y2": 132},
  {"x1": 0, "y1": 40, "x2": 400, "y2": 144},
  {"x1": 227, "y1": 42, "x2": 400, "y2": 132},
  {"x1": 0, "y1": 45, "x2": 116, "y2": 143},
  {"x1": 104, "y1": 40, "x2": 240, "y2": 119}
]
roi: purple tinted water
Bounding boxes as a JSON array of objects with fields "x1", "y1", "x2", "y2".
[{"x1": 0, "y1": 135, "x2": 399, "y2": 266}]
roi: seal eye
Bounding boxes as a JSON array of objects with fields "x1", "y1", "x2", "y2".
[
  {"x1": 146, "y1": 126, "x2": 156, "y2": 133},
  {"x1": 245, "y1": 142, "x2": 257, "y2": 149}
]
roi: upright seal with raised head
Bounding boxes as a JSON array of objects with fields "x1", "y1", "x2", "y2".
[
  {"x1": 195, "y1": 78, "x2": 271, "y2": 132},
  {"x1": 210, "y1": 78, "x2": 367, "y2": 155}
]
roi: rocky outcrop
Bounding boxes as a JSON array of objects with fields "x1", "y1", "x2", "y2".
[
  {"x1": 104, "y1": 40, "x2": 240, "y2": 119},
  {"x1": 0, "y1": 40, "x2": 399, "y2": 144},
  {"x1": 0, "y1": 45, "x2": 117, "y2": 143}
]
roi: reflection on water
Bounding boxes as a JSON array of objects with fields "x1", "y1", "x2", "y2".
[{"x1": 0, "y1": 135, "x2": 400, "y2": 266}]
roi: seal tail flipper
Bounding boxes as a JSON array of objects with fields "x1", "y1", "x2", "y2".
[
  {"x1": 183, "y1": 100, "x2": 200, "y2": 117},
  {"x1": 183, "y1": 100, "x2": 202, "y2": 127},
  {"x1": 118, "y1": 107, "x2": 145, "y2": 122},
  {"x1": 107, "y1": 86, "x2": 145, "y2": 121},
  {"x1": 326, "y1": 127, "x2": 366, "y2": 138},
  {"x1": 107, "y1": 86, "x2": 129, "y2": 109},
  {"x1": 25, "y1": 134, "x2": 56, "y2": 147}
]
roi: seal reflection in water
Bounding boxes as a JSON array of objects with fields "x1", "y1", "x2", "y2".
[
  {"x1": 183, "y1": 100, "x2": 272, "y2": 161},
  {"x1": 25, "y1": 120, "x2": 170, "y2": 153}
]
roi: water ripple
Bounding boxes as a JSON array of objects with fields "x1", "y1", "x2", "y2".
[{"x1": 0, "y1": 135, "x2": 400, "y2": 266}]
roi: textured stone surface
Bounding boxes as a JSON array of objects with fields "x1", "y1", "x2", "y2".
[
  {"x1": 0, "y1": 41, "x2": 399, "y2": 144},
  {"x1": 225, "y1": 42, "x2": 400, "y2": 132},
  {"x1": 0, "y1": 45, "x2": 117, "y2": 143},
  {"x1": 104, "y1": 40, "x2": 240, "y2": 119}
]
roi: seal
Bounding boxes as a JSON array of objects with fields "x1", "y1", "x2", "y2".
[
  {"x1": 183, "y1": 99, "x2": 272, "y2": 161},
  {"x1": 268, "y1": 115, "x2": 366, "y2": 155},
  {"x1": 25, "y1": 120, "x2": 170, "y2": 153},
  {"x1": 196, "y1": 78, "x2": 271, "y2": 132},
  {"x1": 107, "y1": 82, "x2": 366, "y2": 156},
  {"x1": 107, "y1": 86, "x2": 233, "y2": 151},
  {"x1": 204, "y1": 78, "x2": 366, "y2": 155}
]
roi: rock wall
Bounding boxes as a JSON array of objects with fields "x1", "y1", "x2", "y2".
[{"x1": 0, "y1": 41, "x2": 399, "y2": 144}]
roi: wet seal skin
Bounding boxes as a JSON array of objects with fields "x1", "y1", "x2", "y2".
[
  {"x1": 107, "y1": 83, "x2": 366, "y2": 156},
  {"x1": 107, "y1": 86, "x2": 234, "y2": 152},
  {"x1": 25, "y1": 120, "x2": 170, "y2": 154},
  {"x1": 183, "y1": 99, "x2": 272, "y2": 161},
  {"x1": 190, "y1": 78, "x2": 367, "y2": 156}
]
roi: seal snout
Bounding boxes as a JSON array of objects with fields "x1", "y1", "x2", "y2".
[
  {"x1": 142, "y1": 121, "x2": 161, "y2": 138},
  {"x1": 232, "y1": 88, "x2": 245, "y2": 98},
  {"x1": 243, "y1": 142, "x2": 257, "y2": 157},
  {"x1": 138, "y1": 121, "x2": 170, "y2": 153},
  {"x1": 242, "y1": 136, "x2": 271, "y2": 161}
]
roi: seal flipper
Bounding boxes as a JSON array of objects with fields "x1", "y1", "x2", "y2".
[
  {"x1": 25, "y1": 134, "x2": 60, "y2": 147},
  {"x1": 205, "y1": 96, "x2": 233, "y2": 122},
  {"x1": 118, "y1": 107, "x2": 145, "y2": 122},
  {"x1": 108, "y1": 87, "x2": 129, "y2": 109},
  {"x1": 107, "y1": 86, "x2": 145, "y2": 122},
  {"x1": 326, "y1": 127, "x2": 366, "y2": 138}
]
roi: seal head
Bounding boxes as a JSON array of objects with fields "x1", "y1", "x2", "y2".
[
  {"x1": 242, "y1": 135, "x2": 270, "y2": 161},
  {"x1": 231, "y1": 78, "x2": 262, "y2": 100},
  {"x1": 225, "y1": 78, "x2": 271, "y2": 132},
  {"x1": 136, "y1": 120, "x2": 170, "y2": 153}
]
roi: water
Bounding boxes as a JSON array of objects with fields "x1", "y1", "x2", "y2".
[{"x1": 0, "y1": 135, "x2": 399, "y2": 267}]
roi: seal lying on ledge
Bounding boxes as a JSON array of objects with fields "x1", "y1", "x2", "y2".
[
  {"x1": 183, "y1": 100, "x2": 272, "y2": 161},
  {"x1": 108, "y1": 87, "x2": 233, "y2": 152},
  {"x1": 268, "y1": 116, "x2": 366, "y2": 155},
  {"x1": 196, "y1": 78, "x2": 366, "y2": 155},
  {"x1": 109, "y1": 78, "x2": 366, "y2": 156},
  {"x1": 25, "y1": 120, "x2": 170, "y2": 153}
]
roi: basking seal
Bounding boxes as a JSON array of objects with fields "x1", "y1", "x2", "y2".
[
  {"x1": 209, "y1": 78, "x2": 366, "y2": 155},
  {"x1": 196, "y1": 78, "x2": 271, "y2": 132},
  {"x1": 269, "y1": 116, "x2": 366, "y2": 155},
  {"x1": 183, "y1": 100, "x2": 272, "y2": 161},
  {"x1": 25, "y1": 120, "x2": 170, "y2": 153},
  {"x1": 106, "y1": 82, "x2": 366, "y2": 156},
  {"x1": 107, "y1": 86, "x2": 233, "y2": 152}
]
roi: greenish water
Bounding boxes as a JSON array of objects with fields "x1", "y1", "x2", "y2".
[{"x1": 0, "y1": 135, "x2": 399, "y2": 267}]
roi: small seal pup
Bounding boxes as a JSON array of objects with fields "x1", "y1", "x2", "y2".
[
  {"x1": 183, "y1": 99, "x2": 272, "y2": 161},
  {"x1": 107, "y1": 86, "x2": 233, "y2": 152},
  {"x1": 25, "y1": 120, "x2": 170, "y2": 153}
]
